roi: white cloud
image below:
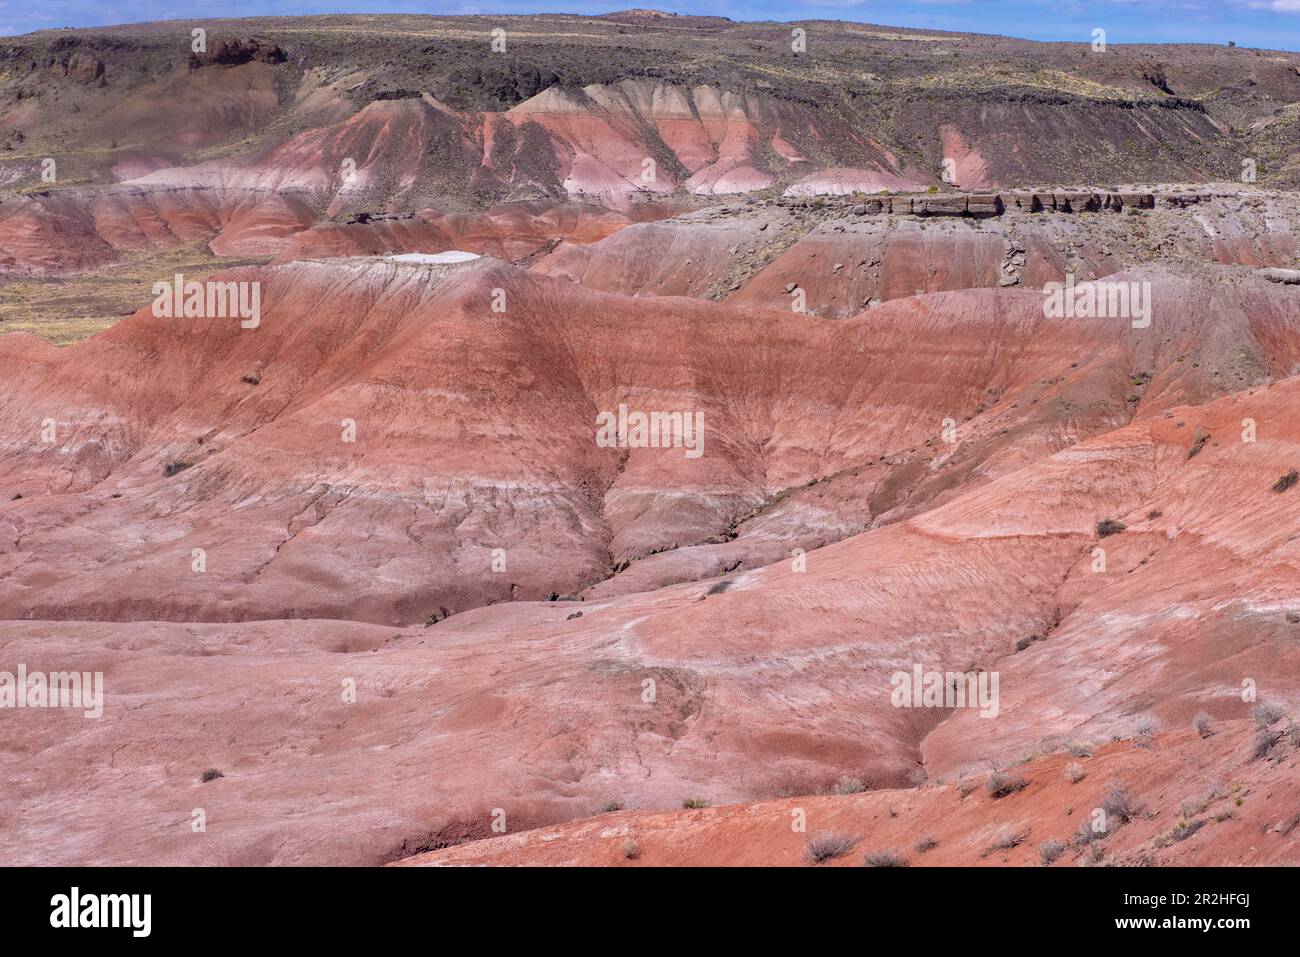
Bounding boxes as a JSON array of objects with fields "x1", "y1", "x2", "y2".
[{"x1": 1247, "y1": 0, "x2": 1300, "y2": 12}]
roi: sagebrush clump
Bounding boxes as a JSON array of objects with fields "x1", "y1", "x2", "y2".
[
  {"x1": 804, "y1": 832, "x2": 858, "y2": 864},
  {"x1": 861, "y1": 849, "x2": 907, "y2": 867},
  {"x1": 1096, "y1": 518, "x2": 1126, "y2": 537},
  {"x1": 986, "y1": 770, "x2": 1028, "y2": 798},
  {"x1": 831, "y1": 775, "x2": 866, "y2": 795},
  {"x1": 1038, "y1": 839, "x2": 1064, "y2": 865},
  {"x1": 1100, "y1": 782, "x2": 1143, "y2": 824}
]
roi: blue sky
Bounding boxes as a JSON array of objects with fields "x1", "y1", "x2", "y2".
[{"x1": 1, "y1": 1, "x2": 1299, "y2": 50}]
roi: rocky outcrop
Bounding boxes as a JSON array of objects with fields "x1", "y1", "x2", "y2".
[
  {"x1": 188, "y1": 38, "x2": 287, "y2": 69},
  {"x1": 538, "y1": 188, "x2": 1300, "y2": 318},
  {"x1": 821, "y1": 190, "x2": 1158, "y2": 218},
  {"x1": 1260, "y1": 267, "x2": 1300, "y2": 284},
  {"x1": 64, "y1": 51, "x2": 104, "y2": 86}
]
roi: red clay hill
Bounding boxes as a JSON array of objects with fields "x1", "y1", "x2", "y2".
[{"x1": 1, "y1": 14, "x2": 1298, "y2": 868}]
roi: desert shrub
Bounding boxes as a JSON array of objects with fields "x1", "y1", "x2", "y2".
[
  {"x1": 200, "y1": 768, "x2": 223, "y2": 783},
  {"x1": 1193, "y1": 712, "x2": 1214, "y2": 738},
  {"x1": 1254, "y1": 727, "x2": 1280, "y2": 759},
  {"x1": 598, "y1": 800, "x2": 625, "y2": 813},
  {"x1": 621, "y1": 840, "x2": 641, "y2": 860},
  {"x1": 1187, "y1": 430, "x2": 1210, "y2": 459},
  {"x1": 1038, "y1": 839, "x2": 1064, "y2": 865},
  {"x1": 1067, "y1": 742, "x2": 1093, "y2": 758},
  {"x1": 986, "y1": 826, "x2": 1029, "y2": 854},
  {"x1": 163, "y1": 461, "x2": 192, "y2": 477},
  {"x1": 986, "y1": 770, "x2": 1028, "y2": 799},
  {"x1": 1134, "y1": 714, "x2": 1158, "y2": 739},
  {"x1": 915, "y1": 836, "x2": 938, "y2": 853},
  {"x1": 861, "y1": 849, "x2": 908, "y2": 867},
  {"x1": 804, "y1": 832, "x2": 858, "y2": 863},
  {"x1": 1064, "y1": 762, "x2": 1085, "y2": 784},
  {"x1": 1096, "y1": 518, "x2": 1126, "y2": 538},
  {"x1": 831, "y1": 775, "x2": 867, "y2": 795},
  {"x1": 1253, "y1": 702, "x2": 1285, "y2": 727},
  {"x1": 1171, "y1": 818, "x2": 1204, "y2": 842},
  {"x1": 1100, "y1": 782, "x2": 1143, "y2": 824},
  {"x1": 1013, "y1": 631, "x2": 1045, "y2": 655},
  {"x1": 1075, "y1": 819, "x2": 1100, "y2": 846},
  {"x1": 1272, "y1": 469, "x2": 1298, "y2": 493},
  {"x1": 682, "y1": 797, "x2": 709, "y2": 809}
]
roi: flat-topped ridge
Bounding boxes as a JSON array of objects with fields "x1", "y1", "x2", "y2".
[{"x1": 772, "y1": 190, "x2": 1226, "y2": 218}]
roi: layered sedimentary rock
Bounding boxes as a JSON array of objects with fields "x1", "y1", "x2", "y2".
[
  {"x1": 5, "y1": 316, "x2": 1300, "y2": 865},
  {"x1": 401, "y1": 721, "x2": 1300, "y2": 866},
  {"x1": 0, "y1": 187, "x2": 317, "y2": 274},
  {"x1": 4, "y1": 257, "x2": 1298, "y2": 625},
  {"x1": 539, "y1": 190, "x2": 1300, "y2": 317},
  {"x1": 3, "y1": 13, "x2": 1300, "y2": 872},
  {"x1": 272, "y1": 201, "x2": 675, "y2": 264}
]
